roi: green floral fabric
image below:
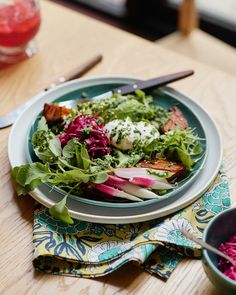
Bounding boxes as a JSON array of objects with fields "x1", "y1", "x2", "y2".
[{"x1": 33, "y1": 168, "x2": 230, "y2": 279}]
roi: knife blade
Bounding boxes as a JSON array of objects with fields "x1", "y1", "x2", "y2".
[
  {"x1": 0, "y1": 69, "x2": 193, "y2": 129},
  {"x1": 0, "y1": 54, "x2": 103, "y2": 129}
]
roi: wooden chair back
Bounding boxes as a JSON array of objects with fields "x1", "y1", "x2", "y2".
[{"x1": 178, "y1": 0, "x2": 198, "y2": 35}]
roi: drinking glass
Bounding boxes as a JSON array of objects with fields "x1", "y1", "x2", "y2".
[{"x1": 0, "y1": 0, "x2": 41, "y2": 64}]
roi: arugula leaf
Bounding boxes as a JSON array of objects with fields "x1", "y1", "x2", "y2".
[
  {"x1": 62, "y1": 139, "x2": 77, "y2": 159},
  {"x1": 49, "y1": 136, "x2": 62, "y2": 157},
  {"x1": 17, "y1": 163, "x2": 51, "y2": 185},
  {"x1": 113, "y1": 150, "x2": 131, "y2": 167},
  {"x1": 111, "y1": 99, "x2": 156, "y2": 122},
  {"x1": 32, "y1": 117, "x2": 62, "y2": 163},
  {"x1": 13, "y1": 179, "x2": 42, "y2": 196},
  {"x1": 144, "y1": 128, "x2": 203, "y2": 169},
  {"x1": 92, "y1": 172, "x2": 109, "y2": 184},
  {"x1": 164, "y1": 146, "x2": 194, "y2": 170},
  {"x1": 62, "y1": 139, "x2": 91, "y2": 169},
  {"x1": 75, "y1": 144, "x2": 82, "y2": 167},
  {"x1": 89, "y1": 166, "x2": 109, "y2": 184},
  {"x1": 32, "y1": 129, "x2": 62, "y2": 163},
  {"x1": 94, "y1": 155, "x2": 113, "y2": 169},
  {"x1": 62, "y1": 139, "x2": 78, "y2": 167},
  {"x1": 51, "y1": 169, "x2": 90, "y2": 185},
  {"x1": 80, "y1": 145, "x2": 90, "y2": 169},
  {"x1": 75, "y1": 143, "x2": 90, "y2": 170},
  {"x1": 12, "y1": 161, "x2": 106, "y2": 197},
  {"x1": 12, "y1": 167, "x2": 41, "y2": 196},
  {"x1": 37, "y1": 116, "x2": 48, "y2": 131},
  {"x1": 49, "y1": 196, "x2": 74, "y2": 224},
  {"x1": 192, "y1": 142, "x2": 203, "y2": 155},
  {"x1": 12, "y1": 163, "x2": 51, "y2": 195},
  {"x1": 112, "y1": 150, "x2": 143, "y2": 168},
  {"x1": 94, "y1": 150, "x2": 143, "y2": 169},
  {"x1": 76, "y1": 91, "x2": 169, "y2": 124}
]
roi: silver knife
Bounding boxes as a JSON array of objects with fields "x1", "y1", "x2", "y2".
[
  {"x1": 0, "y1": 54, "x2": 103, "y2": 129},
  {"x1": 0, "y1": 70, "x2": 193, "y2": 129},
  {"x1": 59, "y1": 70, "x2": 194, "y2": 108}
]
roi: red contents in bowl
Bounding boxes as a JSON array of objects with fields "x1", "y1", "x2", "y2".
[
  {"x1": 219, "y1": 235, "x2": 236, "y2": 281},
  {"x1": 59, "y1": 115, "x2": 110, "y2": 159},
  {"x1": 0, "y1": 0, "x2": 41, "y2": 47}
]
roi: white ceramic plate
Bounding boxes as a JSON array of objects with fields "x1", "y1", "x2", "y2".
[{"x1": 8, "y1": 76, "x2": 222, "y2": 224}]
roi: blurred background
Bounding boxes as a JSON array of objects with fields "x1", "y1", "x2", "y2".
[
  {"x1": 50, "y1": 0, "x2": 236, "y2": 75},
  {"x1": 51, "y1": 0, "x2": 236, "y2": 46}
]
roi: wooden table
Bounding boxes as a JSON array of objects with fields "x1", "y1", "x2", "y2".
[{"x1": 1, "y1": 1, "x2": 236, "y2": 294}]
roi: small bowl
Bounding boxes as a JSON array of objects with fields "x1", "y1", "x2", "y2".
[{"x1": 202, "y1": 207, "x2": 236, "y2": 295}]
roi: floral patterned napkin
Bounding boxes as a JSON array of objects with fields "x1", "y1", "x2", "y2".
[{"x1": 33, "y1": 168, "x2": 230, "y2": 279}]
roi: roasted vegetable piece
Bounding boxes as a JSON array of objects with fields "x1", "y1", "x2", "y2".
[
  {"x1": 139, "y1": 159, "x2": 185, "y2": 176},
  {"x1": 163, "y1": 106, "x2": 188, "y2": 133},
  {"x1": 43, "y1": 103, "x2": 70, "y2": 122}
]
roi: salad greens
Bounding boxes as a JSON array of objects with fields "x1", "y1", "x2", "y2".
[
  {"x1": 12, "y1": 90, "x2": 205, "y2": 224},
  {"x1": 49, "y1": 196, "x2": 74, "y2": 224},
  {"x1": 144, "y1": 127, "x2": 203, "y2": 170},
  {"x1": 13, "y1": 117, "x2": 110, "y2": 196},
  {"x1": 76, "y1": 89, "x2": 171, "y2": 129}
]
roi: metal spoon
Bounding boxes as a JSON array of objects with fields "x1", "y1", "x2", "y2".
[{"x1": 182, "y1": 228, "x2": 235, "y2": 265}]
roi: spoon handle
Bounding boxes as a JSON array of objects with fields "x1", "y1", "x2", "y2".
[{"x1": 182, "y1": 229, "x2": 235, "y2": 265}]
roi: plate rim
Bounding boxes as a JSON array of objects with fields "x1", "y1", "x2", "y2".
[
  {"x1": 26, "y1": 79, "x2": 207, "y2": 209},
  {"x1": 8, "y1": 75, "x2": 222, "y2": 224}
]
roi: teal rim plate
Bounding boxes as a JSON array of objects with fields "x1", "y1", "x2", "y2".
[{"x1": 27, "y1": 79, "x2": 207, "y2": 209}]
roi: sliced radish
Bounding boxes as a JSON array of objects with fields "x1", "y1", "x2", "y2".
[
  {"x1": 129, "y1": 177, "x2": 175, "y2": 190},
  {"x1": 95, "y1": 184, "x2": 142, "y2": 202},
  {"x1": 114, "y1": 167, "x2": 172, "y2": 182},
  {"x1": 105, "y1": 175, "x2": 160, "y2": 199}
]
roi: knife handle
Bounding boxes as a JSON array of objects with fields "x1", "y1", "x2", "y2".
[{"x1": 112, "y1": 70, "x2": 194, "y2": 95}]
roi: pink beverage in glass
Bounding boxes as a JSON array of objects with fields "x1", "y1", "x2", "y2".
[{"x1": 0, "y1": 0, "x2": 41, "y2": 63}]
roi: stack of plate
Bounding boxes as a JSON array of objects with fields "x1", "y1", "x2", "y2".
[{"x1": 8, "y1": 76, "x2": 222, "y2": 224}]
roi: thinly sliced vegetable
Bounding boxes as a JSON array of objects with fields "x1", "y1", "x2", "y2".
[
  {"x1": 106, "y1": 175, "x2": 160, "y2": 199},
  {"x1": 114, "y1": 167, "x2": 172, "y2": 182},
  {"x1": 95, "y1": 184, "x2": 142, "y2": 202},
  {"x1": 129, "y1": 177, "x2": 175, "y2": 190},
  {"x1": 219, "y1": 234, "x2": 236, "y2": 281},
  {"x1": 59, "y1": 114, "x2": 110, "y2": 159}
]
